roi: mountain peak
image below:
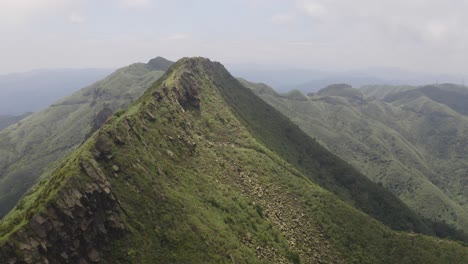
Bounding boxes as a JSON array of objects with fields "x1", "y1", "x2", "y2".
[
  {"x1": 317, "y1": 83, "x2": 363, "y2": 99},
  {"x1": 146, "y1": 56, "x2": 175, "y2": 71}
]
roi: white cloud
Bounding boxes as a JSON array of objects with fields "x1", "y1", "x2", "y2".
[
  {"x1": 166, "y1": 33, "x2": 190, "y2": 41},
  {"x1": 424, "y1": 21, "x2": 450, "y2": 41},
  {"x1": 121, "y1": 0, "x2": 151, "y2": 8},
  {"x1": 271, "y1": 13, "x2": 295, "y2": 24},
  {"x1": 68, "y1": 13, "x2": 85, "y2": 24},
  {"x1": 298, "y1": 0, "x2": 327, "y2": 18},
  {"x1": 0, "y1": 0, "x2": 69, "y2": 23}
]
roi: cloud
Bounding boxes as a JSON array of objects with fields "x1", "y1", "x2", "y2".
[
  {"x1": 271, "y1": 13, "x2": 295, "y2": 24},
  {"x1": 165, "y1": 33, "x2": 190, "y2": 41},
  {"x1": 121, "y1": 0, "x2": 151, "y2": 8},
  {"x1": 0, "y1": 0, "x2": 69, "y2": 23},
  {"x1": 68, "y1": 13, "x2": 85, "y2": 24},
  {"x1": 424, "y1": 21, "x2": 450, "y2": 41},
  {"x1": 298, "y1": 0, "x2": 327, "y2": 18}
]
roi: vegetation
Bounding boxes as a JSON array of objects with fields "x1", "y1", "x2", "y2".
[
  {"x1": 1, "y1": 58, "x2": 466, "y2": 263},
  {"x1": 280, "y1": 89, "x2": 308, "y2": 101},
  {"x1": 0, "y1": 59, "x2": 166, "y2": 217},
  {"x1": 247, "y1": 80, "x2": 468, "y2": 239},
  {"x1": 360, "y1": 84, "x2": 417, "y2": 99}
]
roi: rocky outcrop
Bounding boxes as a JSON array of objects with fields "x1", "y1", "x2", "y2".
[
  {"x1": 84, "y1": 108, "x2": 114, "y2": 140},
  {"x1": 0, "y1": 157, "x2": 124, "y2": 264}
]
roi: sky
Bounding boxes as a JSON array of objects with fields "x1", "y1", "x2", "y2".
[{"x1": 1, "y1": 0, "x2": 468, "y2": 75}]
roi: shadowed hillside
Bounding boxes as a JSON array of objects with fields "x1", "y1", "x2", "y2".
[{"x1": 247, "y1": 80, "x2": 468, "y2": 240}]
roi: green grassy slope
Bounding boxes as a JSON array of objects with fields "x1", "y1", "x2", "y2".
[
  {"x1": 1, "y1": 58, "x2": 466, "y2": 263},
  {"x1": 0, "y1": 60, "x2": 167, "y2": 218},
  {"x1": 364, "y1": 84, "x2": 468, "y2": 215},
  {"x1": 247, "y1": 81, "x2": 468, "y2": 237},
  {"x1": 225, "y1": 79, "x2": 431, "y2": 234},
  {"x1": 380, "y1": 86, "x2": 468, "y2": 210},
  {"x1": 383, "y1": 84, "x2": 468, "y2": 115}
]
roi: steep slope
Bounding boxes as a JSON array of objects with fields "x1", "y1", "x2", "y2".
[
  {"x1": 0, "y1": 58, "x2": 170, "y2": 217},
  {"x1": 0, "y1": 113, "x2": 31, "y2": 131},
  {"x1": 381, "y1": 85, "x2": 468, "y2": 210},
  {"x1": 1, "y1": 58, "x2": 466, "y2": 263},
  {"x1": 229, "y1": 83, "x2": 430, "y2": 234},
  {"x1": 362, "y1": 84, "x2": 468, "y2": 214},
  {"x1": 247, "y1": 81, "x2": 468, "y2": 237},
  {"x1": 0, "y1": 68, "x2": 113, "y2": 115}
]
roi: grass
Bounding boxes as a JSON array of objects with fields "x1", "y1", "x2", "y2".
[
  {"x1": 247, "y1": 80, "x2": 468, "y2": 239},
  {"x1": 0, "y1": 63, "x2": 164, "y2": 218}
]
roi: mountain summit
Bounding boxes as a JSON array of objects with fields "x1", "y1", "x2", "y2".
[
  {"x1": 146, "y1": 57, "x2": 175, "y2": 71},
  {"x1": 0, "y1": 58, "x2": 466, "y2": 263}
]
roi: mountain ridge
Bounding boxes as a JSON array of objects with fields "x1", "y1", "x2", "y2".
[
  {"x1": 0, "y1": 58, "x2": 169, "y2": 217},
  {"x1": 1, "y1": 57, "x2": 467, "y2": 263},
  {"x1": 247, "y1": 80, "x2": 468, "y2": 239}
]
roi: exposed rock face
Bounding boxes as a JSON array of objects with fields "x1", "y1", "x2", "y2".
[
  {"x1": 0, "y1": 157, "x2": 124, "y2": 264},
  {"x1": 84, "y1": 108, "x2": 114, "y2": 139}
]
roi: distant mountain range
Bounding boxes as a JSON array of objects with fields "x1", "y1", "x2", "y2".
[
  {"x1": 246, "y1": 80, "x2": 468, "y2": 240},
  {"x1": 0, "y1": 68, "x2": 114, "y2": 115},
  {"x1": 228, "y1": 65, "x2": 468, "y2": 93}
]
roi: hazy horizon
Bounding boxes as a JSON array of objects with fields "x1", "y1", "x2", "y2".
[{"x1": 2, "y1": 0, "x2": 468, "y2": 76}]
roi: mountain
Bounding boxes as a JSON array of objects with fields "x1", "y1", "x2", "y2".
[
  {"x1": 229, "y1": 65, "x2": 467, "y2": 93},
  {"x1": 287, "y1": 76, "x2": 387, "y2": 93},
  {"x1": 146, "y1": 56, "x2": 175, "y2": 71},
  {"x1": 0, "y1": 58, "x2": 467, "y2": 263},
  {"x1": 246, "y1": 80, "x2": 468, "y2": 238},
  {"x1": 0, "y1": 58, "x2": 170, "y2": 218},
  {"x1": 0, "y1": 68, "x2": 114, "y2": 115},
  {"x1": 382, "y1": 84, "x2": 468, "y2": 115},
  {"x1": 0, "y1": 113, "x2": 31, "y2": 131},
  {"x1": 360, "y1": 84, "x2": 417, "y2": 99},
  {"x1": 228, "y1": 66, "x2": 326, "y2": 91}
]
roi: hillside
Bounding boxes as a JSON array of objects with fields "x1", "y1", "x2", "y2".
[
  {"x1": 247, "y1": 81, "x2": 468, "y2": 237},
  {"x1": 382, "y1": 84, "x2": 468, "y2": 115},
  {"x1": 360, "y1": 84, "x2": 417, "y2": 99},
  {"x1": 0, "y1": 58, "x2": 170, "y2": 218},
  {"x1": 0, "y1": 58, "x2": 466, "y2": 263}
]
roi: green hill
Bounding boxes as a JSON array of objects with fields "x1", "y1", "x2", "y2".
[
  {"x1": 146, "y1": 56, "x2": 175, "y2": 71},
  {"x1": 0, "y1": 58, "x2": 466, "y2": 263},
  {"x1": 383, "y1": 84, "x2": 468, "y2": 115},
  {"x1": 0, "y1": 58, "x2": 169, "y2": 218},
  {"x1": 248, "y1": 81, "x2": 468, "y2": 238}
]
